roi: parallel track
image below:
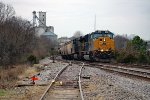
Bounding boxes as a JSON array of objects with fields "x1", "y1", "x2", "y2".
[
  {"x1": 61, "y1": 60, "x2": 150, "y2": 81},
  {"x1": 86, "y1": 63, "x2": 150, "y2": 81}
]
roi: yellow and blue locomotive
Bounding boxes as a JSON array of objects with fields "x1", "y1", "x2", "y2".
[{"x1": 60, "y1": 30, "x2": 115, "y2": 61}]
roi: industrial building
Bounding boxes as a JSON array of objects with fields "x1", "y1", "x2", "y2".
[{"x1": 33, "y1": 11, "x2": 57, "y2": 42}]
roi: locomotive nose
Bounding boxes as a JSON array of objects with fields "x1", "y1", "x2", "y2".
[
  {"x1": 99, "y1": 37, "x2": 108, "y2": 51},
  {"x1": 96, "y1": 37, "x2": 114, "y2": 59}
]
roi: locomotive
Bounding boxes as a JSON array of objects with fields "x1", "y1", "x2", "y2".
[{"x1": 59, "y1": 30, "x2": 115, "y2": 61}]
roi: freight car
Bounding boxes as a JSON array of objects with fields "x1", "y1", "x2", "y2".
[{"x1": 59, "y1": 30, "x2": 115, "y2": 61}]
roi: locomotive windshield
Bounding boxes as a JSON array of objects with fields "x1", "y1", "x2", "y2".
[
  {"x1": 106, "y1": 33, "x2": 113, "y2": 39},
  {"x1": 93, "y1": 33, "x2": 103, "y2": 39},
  {"x1": 92, "y1": 31, "x2": 114, "y2": 39}
]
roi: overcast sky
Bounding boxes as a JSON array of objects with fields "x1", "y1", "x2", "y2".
[{"x1": 2, "y1": 0, "x2": 150, "y2": 40}]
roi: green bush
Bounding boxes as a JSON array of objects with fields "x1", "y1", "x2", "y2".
[
  {"x1": 115, "y1": 51, "x2": 125, "y2": 63},
  {"x1": 123, "y1": 54, "x2": 137, "y2": 63},
  {"x1": 116, "y1": 51, "x2": 137, "y2": 63},
  {"x1": 138, "y1": 53, "x2": 149, "y2": 64},
  {"x1": 27, "y1": 55, "x2": 39, "y2": 64},
  {"x1": 148, "y1": 56, "x2": 150, "y2": 64},
  {"x1": 115, "y1": 50, "x2": 150, "y2": 64}
]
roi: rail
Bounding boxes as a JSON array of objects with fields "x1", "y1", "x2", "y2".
[
  {"x1": 39, "y1": 63, "x2": 70, "y2": 100},
  {"x1": 86, "y1": 63, "x2": 150, "y2": 80},
  {"x1": 78, "y1": 63, "x2": 84, "y2": 100}
]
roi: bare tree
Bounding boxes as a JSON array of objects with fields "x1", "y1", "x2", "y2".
[
  {"x1": 0, "y1": 2, "x2": 57, "y2": 66},
  {"x1": 114, "y1": 35, "x2": 129, "y2": 50},
  {"x1": 0, "y1": 2, "x2": 15, "y2": 23},
  {"x1": 71, "y1": 31, "x2": 83, "y2": 39},
  {"x1": 32, "y1": 35, "x2": 57, "y2": 59},
  {"x1": 0, "y1": 16, "x2": 35, "y2": 65}
]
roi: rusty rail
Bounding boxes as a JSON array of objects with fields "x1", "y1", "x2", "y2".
[
  {"x1": 78, "y1": 63, "x2": 84, "y2": 100},
  {"x1": 39, "y1": 63, "x2": 70, "y2": 100}
]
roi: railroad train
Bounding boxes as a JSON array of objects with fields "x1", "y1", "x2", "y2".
[{"x1": 59, "y1": 30, "x2": 115, "y2": 61}]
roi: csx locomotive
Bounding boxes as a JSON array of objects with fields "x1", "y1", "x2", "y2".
[{"x1": 59, "y1": 30, "x2": 115, "y2": 61}]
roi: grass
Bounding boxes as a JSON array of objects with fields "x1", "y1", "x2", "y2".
[
  {"x1": 24, "y1": 67, "x2": 38, "y2": 78},
  {"x1": 0, "y1": 64, "x2": 42, "y2": 100},
  {"x1": 0, "y1": 64, "x2": 28, "y2": 89},
  {"x1": 0, "y1": 89, "x2": 7, "y2": 96},
  {"x1": 0, "y1": 64, "x2": 41, "y2": 90}
]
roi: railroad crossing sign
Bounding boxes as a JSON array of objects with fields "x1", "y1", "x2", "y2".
[{"x1": 31, "y1": 76, "x2": 38, "y2": 84}]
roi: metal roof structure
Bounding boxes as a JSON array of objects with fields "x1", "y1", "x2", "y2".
[{"x1": 42, "y1": 31, "x2": 57, "y2": 36}]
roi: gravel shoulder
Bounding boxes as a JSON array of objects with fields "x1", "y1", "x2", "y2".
[{"x1": 81, "y1": 66, "x2": 150, "y2": 100}]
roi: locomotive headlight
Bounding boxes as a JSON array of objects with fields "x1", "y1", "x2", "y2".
[
  {"x1": 101, "y1": 49, "x2": 104, "y2": 52},
  {"x1": 104, "y1": 38, "x2": 106, "y2": 41}
]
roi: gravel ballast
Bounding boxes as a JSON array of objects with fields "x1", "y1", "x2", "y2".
[{"x1": 81, "y1": 66, "x2": 150, "y2": 100}]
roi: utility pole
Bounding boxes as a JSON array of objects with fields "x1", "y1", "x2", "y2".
[
  {"x1": 32, "y1": 11, "x2": 37, "y2": 27},
  {"x1": 51, "y1": 48, "x2": 55, "y2": 63},
  {"x1": 94, "y1": 14, "x2": 96, "y2": 31}
]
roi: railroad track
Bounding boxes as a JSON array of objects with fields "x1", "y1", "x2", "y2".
[
  {"x1": 39, "y1": 62, "x2": 85, "y2": 100},
  {"x1": 86, "y1": 63, "x2": 150, "y2": 81},
  {"x1": 63, "y1": 60, "x2": 150, "y2": 80},
  {"x1": 58, "y1": 58, "x2": 150, "y2": 80}
]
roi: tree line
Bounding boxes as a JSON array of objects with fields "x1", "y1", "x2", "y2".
[{"x1": 0, "y1": 2, "x2": 55, "y2": 67}]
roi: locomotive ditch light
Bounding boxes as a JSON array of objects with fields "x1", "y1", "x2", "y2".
[
  {"x1": 101, "y1": 49, "x2": 104, "y2": 52},
  {"x1": 104, "y1": 38, "x2": 106, "y2": 41}
]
